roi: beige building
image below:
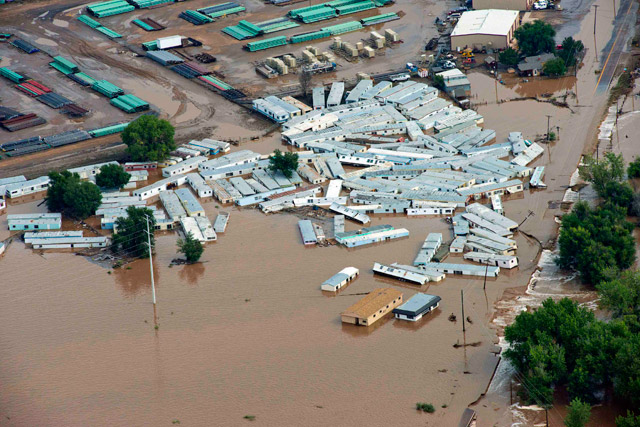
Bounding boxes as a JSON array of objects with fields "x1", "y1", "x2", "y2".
[
  {"x1": 450, "y1": 9, "x2": 520, "y2": 51},
  {"x1": 341, "y1": 288, "x2": 403, "y2": 326},
  {"x1": 472, "y1": 0, "x2": 534, "y2": 11}
]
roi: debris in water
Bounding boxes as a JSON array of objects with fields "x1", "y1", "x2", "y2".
[
  {"x1": 466, "y1": 316, "x2": 473, "y2": 324},
  {"x1": 453, "y1": 341, "x2": 482, "y2": 348},
  {"x1": 448, "y1": 313, "x2": 457, "y2": 322}
]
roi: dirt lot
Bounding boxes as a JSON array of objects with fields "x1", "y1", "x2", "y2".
[{"x1": 0, "y1": 0, "x2": 453, "y2": 175}]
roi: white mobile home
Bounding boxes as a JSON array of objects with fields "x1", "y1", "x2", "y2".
[
  {"x1": 464, "y1": 252, "x2": 519, "y2": 269},
  {"x1": 321, "y1": 267, "x2": 359, "y2": 291},
  {"x1": 5, "y1": 176, "x2": 51, "y2": 198},
  {"x1": 134, "y1": 175, "x2": 188, "y2": 201},
  {"x1": 186, "y1": 173, "x2": 213, "y2": 198},
  {"x1": 162, "y1": 156, "x2": 205, "y2": 177},
  {"x1": 70, "y1": 161, "x2": 119, "y2": 180}
]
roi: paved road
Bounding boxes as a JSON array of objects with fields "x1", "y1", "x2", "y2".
[{"x1": 594, "y1": 0, "x2": 638, "y2": 94}]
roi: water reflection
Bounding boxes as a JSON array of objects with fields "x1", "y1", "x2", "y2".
[
  {"x1": 392, "y1": 309, "x2": 442, "y2": 331},
  {"x1": 178, "y1": 262, "x2": 205, "y2": 285},
  {"x1": 113, "y1": 258, "x2": 161, "y2": 298},
  {"x1": 340, "y1": 314, "x2": 392, "y2": 337}
]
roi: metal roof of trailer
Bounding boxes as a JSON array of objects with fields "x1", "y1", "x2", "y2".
[{"x1": 393, "y1": 293, "x2": 441, "y2": 316}]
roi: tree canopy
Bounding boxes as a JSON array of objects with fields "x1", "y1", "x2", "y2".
[
  {"x1": 112, "y1": 206, "x2": 155, "y2": 258},
  {"x1": 627, "y1": 157, "x2": 640, "y2": 178},
  {"x1": 564, "y1": 398, "x2": 591, "y2": 427},
  {"x1": 579, "y1": 152, "x2": 626, "y2": 196},
  {"x1": 558, "y1": 37, "x2": 584, "y2": 67},
  {"x1": 514, "y1": 20, "x2": 556, "y2": 56},
  {"x1": 499, "y1": 47, "x2": 520, "y2": 66},
  {"x1": 543, "y1": 58, "x2": 567, "y2": 77},
  {"x1": 504, "y1": 298, "x2": 632, "y2": 405},
  {"x1": 268, "y1": 149, "x2": 299, "y2": 178},
  {"x1": 432, "y1": 74, "x2": 445, "y2": 90},
  {"x1": 598, "y1": 270, "x2": 640, "y2": 329},
  {"x1": 96, "y1": 164, "x2": 131, "y2": 189},
  {"x1": 617, "y1": 411, "x2": 640, "y2": 427},
  {"x1": 556, "y1": 201, "x2": 635, "y2": 284},
  {"x1": 122, "y1": 116, "x2": 176, "y2": 162},
  {"x1": 47, "y1": 170, "x2": 102, "y2": 220},
  {"x1": 177, "y1": 232, "x2": 204, "y2": 263}
]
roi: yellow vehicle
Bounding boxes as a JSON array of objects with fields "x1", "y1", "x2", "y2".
[{"x1": 461, "y1": 49, "x2": 475, "y2": 58}]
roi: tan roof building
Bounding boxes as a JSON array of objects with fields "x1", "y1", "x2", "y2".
[{"x1": 341, "y1": 288, "x2": 403, "y2": 326}]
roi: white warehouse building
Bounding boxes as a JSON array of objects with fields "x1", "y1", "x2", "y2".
[{"x1": 450, "y1": 9, "x2": 520, "y2": 51}]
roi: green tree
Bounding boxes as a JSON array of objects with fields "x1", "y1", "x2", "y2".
[
  {"x1": 598, "y1": 270, "x2": 640, "y2": 322},
  {"x1": 617, "y1": 411, "x2": 640, "y2": 427},
  {"x1": 602, "y1": 181, "x2": 634, "y2": 211},
  {"x1": 514, "y1": 20, "x2": 556, "y2": 56},
  {"x1": 543, "y1": 58, "x2": 567, "y2": 77},
  {"x1": 268, "y1": 149, "x2": 299, "y2": 178},
  {"x1": 96, "y1": 164, "x2": 131, "y2": 189},
  {"x1": 47, "y1": 170, "x2": 102, "y2": 220},
  {"x1": 612, "y1": 333, "x2": 640, "y2": 407},
  {"x1": 564, "y1": 398, "x2": 591, "y2": 427},
  {"x1": 499, "y1": 47, "x2": 520, "y2": 66},
  {"x1": 505, "y1": 298, "x2": 624, "y2": 404},
  {"x1": 122, "y1": 116, "x2": 176, "y2": 162},
  {"x1": 177, "y1": 232, "x2": 204, "y2": 263},
  {"x1": 558, "y1": 37, "x2": 585, "y2": 67},
  {"x1": 579, "y1": 152, "x2": 625, "y2": 196},
  {"x1": 627, "y1": 157, "x2": 640, "y2": 178},
  {"x1": 432, "y1": 74, "x2": 445, "y2": 90},
  {"x1": 556, "y1": 202, "x2": 635, "y2": 284},
  {"x1": 112, "y1": 206, "x2": 155, "y2": 258}
]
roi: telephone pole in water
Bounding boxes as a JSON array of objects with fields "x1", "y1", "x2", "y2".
[{"x1": 146, "y1": 215, "x2": 157, "y2": 306}]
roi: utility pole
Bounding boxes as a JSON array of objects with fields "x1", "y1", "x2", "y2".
[
  {"x1": 461, "y1": 290, "x2": 466, "y2": 332},
  {"x1": 546, "y1": 407, "x2": 549, "y2": 427},
  {"x1": 593, "y1": 4, "x2": 599, "y2": 35},
  {"x1": 545, "y1": 114, "x2": 552, "y2": 141},
  {"x1": 483, "y1": 262, "x2": 488, "y2": 291},
  {"x1": 145, "y1": 215, "x2": 157, "y2": 306},
  {"x1": 510, "y1": 380, "x2": 513, "y2": 405},
  {"x1": 613, "y1": 0, "x2": 616, "y2": 17}
]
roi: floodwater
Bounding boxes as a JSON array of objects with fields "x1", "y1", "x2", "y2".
[{"x1": 0, "y1": 187, "x2": 543, "y2": 426}]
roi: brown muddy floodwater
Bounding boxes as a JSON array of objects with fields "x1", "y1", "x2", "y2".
[{"x1": 0, "y1": 190, "x2": 541, "y2": 426}]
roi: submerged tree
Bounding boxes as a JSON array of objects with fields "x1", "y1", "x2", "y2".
[
  {"x1": 579, "y1": 152, "x2": 625, "y2": 196},
  {"x1": 112, "y1": 206, "x2": 155, "y2": 258},
  {"x1": 556, "y1": 201, "x2": 635, "y2": 284},
  {"x1": 177, "y1": 232, "x2": 204, "y2": 263},
  {"x1": 557, "y1": 37, "x2": 585, "y2": 67},
  {"x1": 564, "y1": 398, "x2": 591, "y2": 427},
  {"x1": 543, "y1": 58, "x2": 567, "y2": 77}
]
